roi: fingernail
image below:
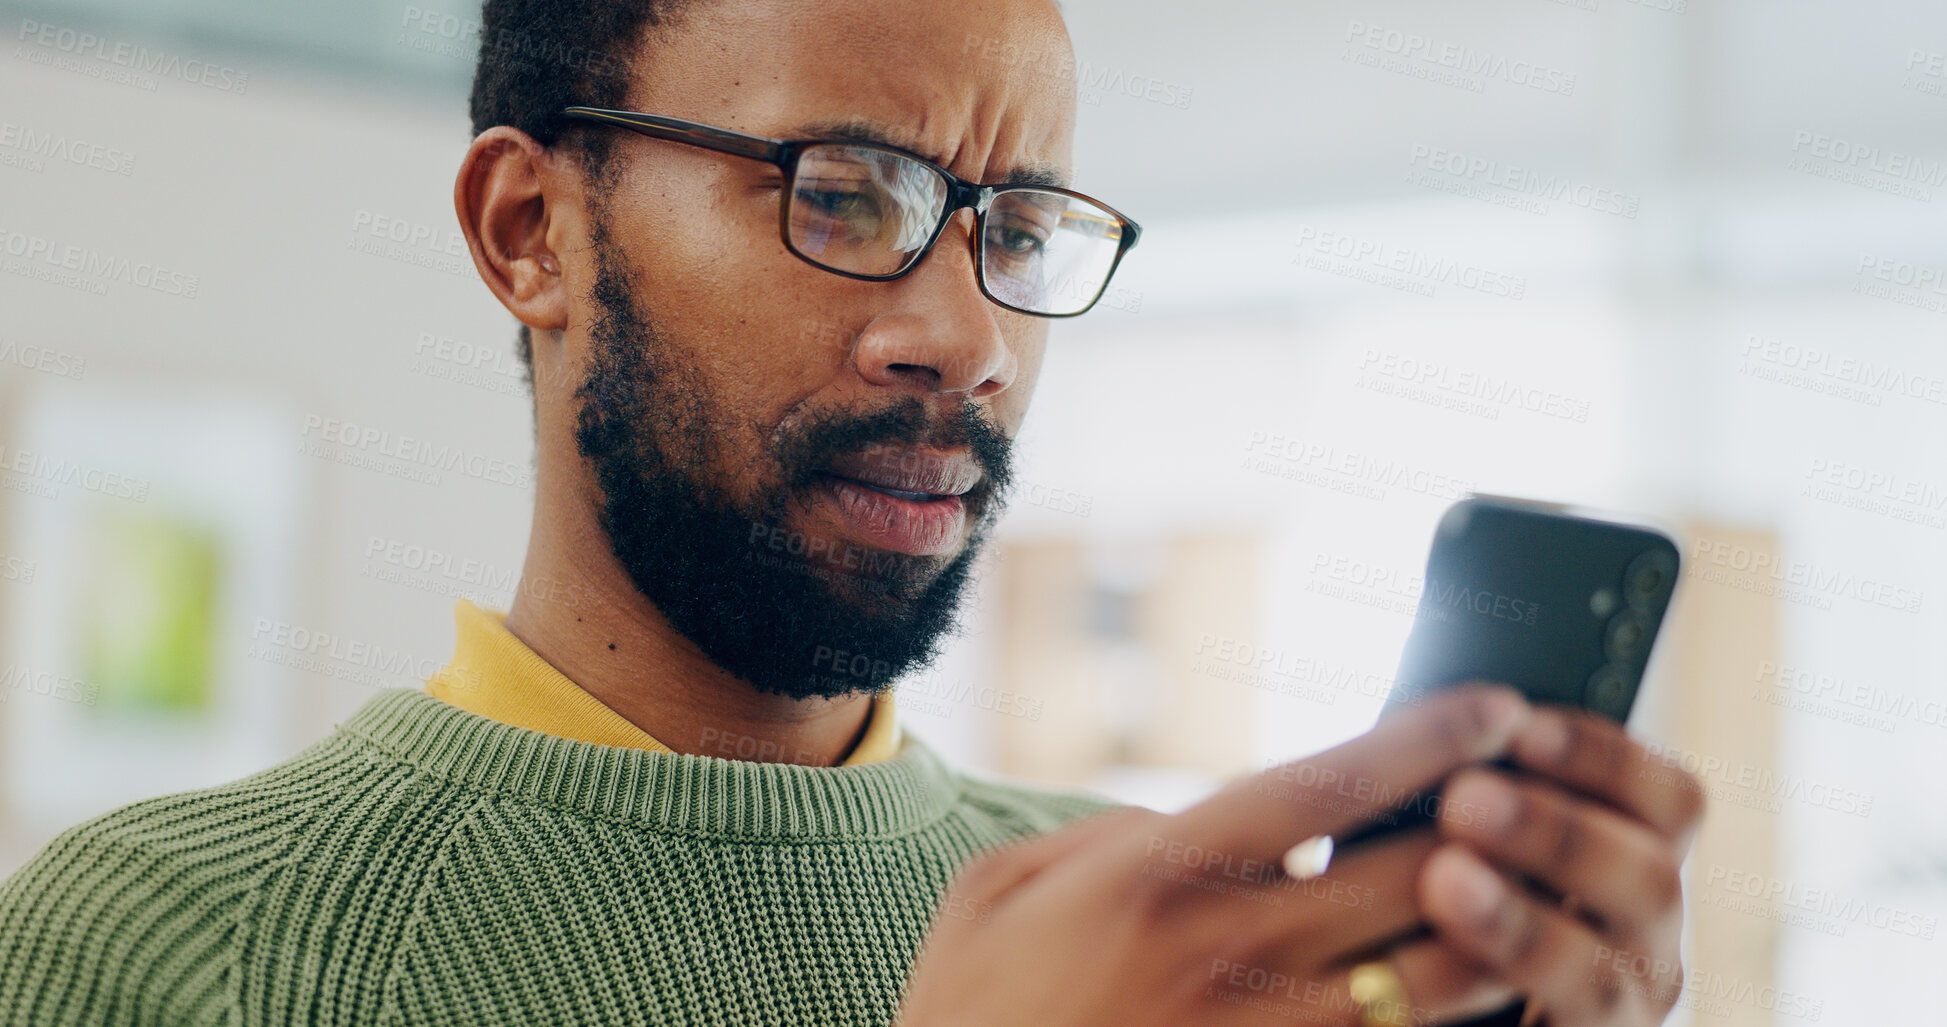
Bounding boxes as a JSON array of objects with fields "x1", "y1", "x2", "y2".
[
  {"x1": 1442, "y1": 847, "x2": 1507, "y2": 923},
  {"x1": 1283, "y1": 834, "x2": 1334, "y2": 881},
  {"x1": 1446, "y1": 772, "x2": 1515, "y2": 837},
  {"x1": 1520, "y1": 710, "x2": 1570, "y2": 765},
  {"x1": 1476, "y1": 687, "x2": 1533, "y2": 755}
]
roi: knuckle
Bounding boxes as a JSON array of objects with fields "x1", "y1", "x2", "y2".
[
  {"x1": 1534, "y1": 800, "x2": 1583, "y2": 869},
  {"x1": 1502, "y1": 902, "x2": 1548, "y2": 969},
  {"x1": 951, "y1": 845, "x2": 1022, "y2": 896},
  {"x1": 1128, "y1": 856, "x2": 1192, "y2": 924},
  {"x1": 1672, "y1": 768, "x2": 1709, "y2": 825},
  {"x1": 1642, "y1": 852, "x2": 1685, "y2": 915},
  {"x1": 1568, "y1": 712, "x2": 1626, "y2": 774},
  {"x1": 1431, "y1": 690, "x2": 1499, "y2": 761},
  {"x1": 1651, "y1": 959, "x2": 1686, "y2": 1007},
  {"x1": 1586, "y1": 964, "x2": 1627, "y2": 1020}
]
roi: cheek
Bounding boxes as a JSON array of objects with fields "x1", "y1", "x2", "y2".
[{"x1": 621, "y1": 168, "x2": 789, "y2": 300}]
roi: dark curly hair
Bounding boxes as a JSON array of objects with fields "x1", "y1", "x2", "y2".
[{"x1": 466, "y1": 0, "x2": 705, "y2": 392}]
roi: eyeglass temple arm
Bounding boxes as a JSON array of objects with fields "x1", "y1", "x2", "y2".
[
  {"x1": 560, "y1": 107, "x2": 784, "y2": 164},
  {"x1": 563, "y1": 106, "x2": 1143, "y2": 256}
]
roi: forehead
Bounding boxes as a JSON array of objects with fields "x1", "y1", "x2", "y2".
[{"x1": 621, "y1": 0, "x2": 1079, "y2": 187}]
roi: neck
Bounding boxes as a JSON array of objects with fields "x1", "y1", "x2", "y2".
[{"x1": 503, "y1": 449, "x2": 874, "y2": 769}]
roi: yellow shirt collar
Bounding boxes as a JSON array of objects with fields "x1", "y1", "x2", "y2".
[{"x1": 425, "y1": 599, "x2": 902, "y2": 765}]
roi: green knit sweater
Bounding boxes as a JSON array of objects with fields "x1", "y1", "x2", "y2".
[{"x1": 0, "y1": 688, "x2": 1122, "y2": 1025}]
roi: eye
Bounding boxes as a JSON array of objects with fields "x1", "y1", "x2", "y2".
[
  {"x1": 986, "y1": 220, "x2": 1049, "y2": 258},
  {"x1": 798, "y1": 186, "x2": 881, "y2": 220}
]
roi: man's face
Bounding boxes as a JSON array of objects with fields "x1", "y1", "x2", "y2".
[{"x1": 557, "y1": 0, "x2": 1079, "y2": 700}]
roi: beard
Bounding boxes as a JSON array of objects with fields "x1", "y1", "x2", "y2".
[{"x1": 570, "y1": 233, "x2": 1015, "y2": 701}]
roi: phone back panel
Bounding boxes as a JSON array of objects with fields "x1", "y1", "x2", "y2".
[{"x1": 1388, "y1": 498, "x2": 1681, "y2": 723}]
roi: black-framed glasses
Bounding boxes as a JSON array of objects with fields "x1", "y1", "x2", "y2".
[{"x1": 560, "y1": 106, "x2": 1142, "y2": 317}]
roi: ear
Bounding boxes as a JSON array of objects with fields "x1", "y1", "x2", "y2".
[{"x1": 454, "y1": 126, "x2": 575, "y2": 336}]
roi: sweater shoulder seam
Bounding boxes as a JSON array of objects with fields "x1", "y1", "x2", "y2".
[{"x1": 338, "y1": 724, "x2": 975, "y2": 845}]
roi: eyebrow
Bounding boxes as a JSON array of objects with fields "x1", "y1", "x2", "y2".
[{"x1": 788, "y1": 117, "x2": 1072, "y2": 189}]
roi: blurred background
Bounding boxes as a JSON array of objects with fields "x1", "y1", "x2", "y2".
[{"x1": 3, "y1": 0, "x2": 1945, "y2": 1021}]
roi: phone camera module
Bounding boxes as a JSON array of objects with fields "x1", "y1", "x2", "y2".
[
  {"x1": 1604, "y1": 609, "x2": 1649, "y2": 660},
  {"x1": 1624, "y1": 548, "x2": 1676, "y2": 607},
  {"x1": 1584, "y1": 663, "x2": 1636, "y2": 717}
]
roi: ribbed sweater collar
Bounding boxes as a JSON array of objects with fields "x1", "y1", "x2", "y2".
[{"x1": 337, "y1": 688, "x2": 964, "y2": 842}]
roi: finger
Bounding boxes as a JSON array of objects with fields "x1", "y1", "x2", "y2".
[
  {"x1": 1506, "y1": 705, "x2": 1706, "y2": 843},
  {"x1": 1439, "y1": 769, "x2": 1685, "y2": 938},
  {"x1": 954, "y1": 804, "x2": 1161, "y2": 903},
  {"x1": 1209, "y1": 943, "x2": 1517, "y2": 1027},
  {"x1": 1387, "y1": 939, "x2": 1521, "y2": 1024},
  {"x1": 1227, "y1": 828, "x2": 1443, "y2": 961},
  {"x1": 1418, "y1": 843, "x2": 1634, "y2": 1024},
  {"x1": 1174, "y1": 684, "x2": 1532, "y2": 867}
]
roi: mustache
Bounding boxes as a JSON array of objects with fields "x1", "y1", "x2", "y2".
[{"x1": 776, "y1": 396, "x2": 1015, "y2": 503}]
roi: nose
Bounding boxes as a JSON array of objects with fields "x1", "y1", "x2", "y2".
[{"x1": 851, "y1": 209, "x2": 1017, "y2": 398}]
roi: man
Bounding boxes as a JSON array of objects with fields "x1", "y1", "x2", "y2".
[{"x1": 0, "y1": 0, "x2": 1703, "y2": 1024}]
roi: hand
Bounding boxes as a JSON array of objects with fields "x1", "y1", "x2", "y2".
[
  {"x1": 895, "y1": 685, "x2": 1546, "y2": 1027},
  {"x1": 1419, "y1": 706, "x2": 1707, "y2": 1025}
]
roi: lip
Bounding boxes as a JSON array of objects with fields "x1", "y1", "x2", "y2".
[
  {"x1": 824, "y1": 446, "x2": 982, "y2": 499},
  {"x1": 816, "y1": 473, "x2": 968, "y2": 557}
]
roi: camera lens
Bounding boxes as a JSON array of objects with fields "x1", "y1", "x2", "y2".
[
  {"x1": 1584, "y1": 663, "x2": 1637, "y2": 718},
  {"x1": 1624, "y1": 548, "x2": 1676, "y2": 607},
  {"x1": 1605, "y1": 609, "x2": 1648, "y2": 660}
]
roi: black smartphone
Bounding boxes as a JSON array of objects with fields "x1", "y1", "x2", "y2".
[{"x1": 1336, "y1": 495, "x2": 1681, "y2": 848}]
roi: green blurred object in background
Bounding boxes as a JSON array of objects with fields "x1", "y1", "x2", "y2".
[{"x1": 77, "y1": 506, "x2": 224, "y2": 715}]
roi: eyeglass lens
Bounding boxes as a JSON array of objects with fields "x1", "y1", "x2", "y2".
[{"x1": 785, "y1": 143, "x2": 1126, "y2": 315}]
